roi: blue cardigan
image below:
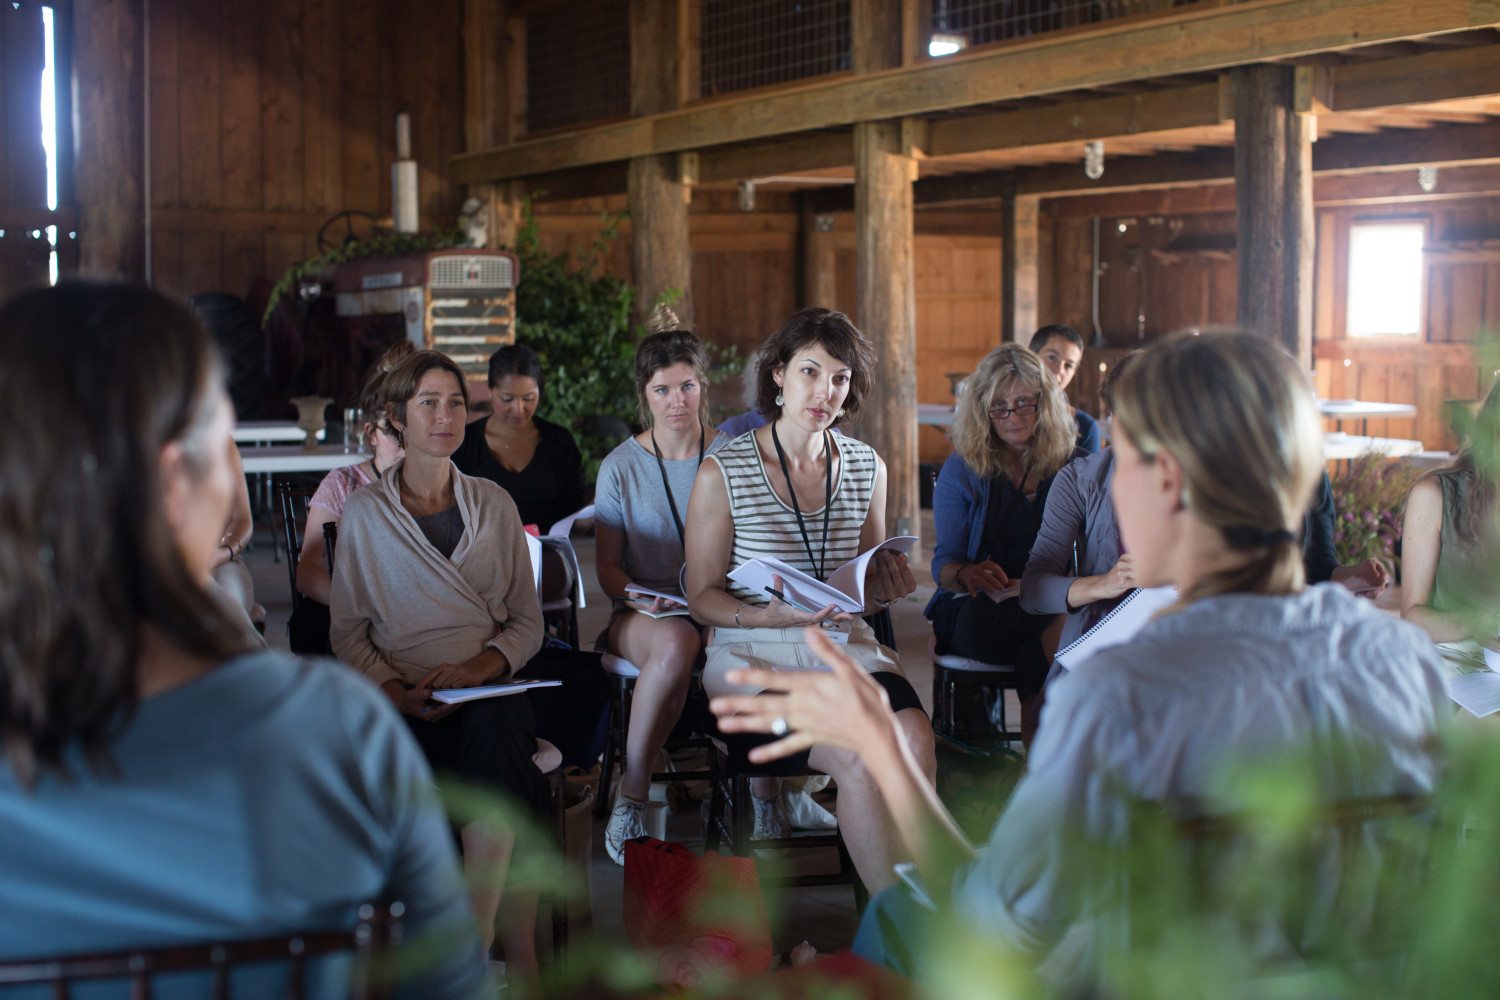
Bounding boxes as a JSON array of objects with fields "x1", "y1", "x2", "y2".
[{"x1": 926, "y1": 450, "x2": 1078, "y2": 619}]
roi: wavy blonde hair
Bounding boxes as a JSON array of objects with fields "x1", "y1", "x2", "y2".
[
  {"x1": 950, "y1": 343, "x2": 1076, "y2": 483},
  {"x1": 1111, "y1": 330, "x2": 1322, "y2": 602}
]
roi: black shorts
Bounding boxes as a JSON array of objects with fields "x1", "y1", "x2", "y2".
[{"x1": 716, "y1": 671, "x2": 925, "y2": 775}]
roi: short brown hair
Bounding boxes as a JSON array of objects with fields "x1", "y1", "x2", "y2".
[
  {"x1": 383, "y1": 350, "x2": 470, "y2": 445},
  {"x1": 634, "y1": 330, "x2": 711, "y2": 427},
  {"x1": 755, "y1": 308, "x2": 877, "y2": 425}
]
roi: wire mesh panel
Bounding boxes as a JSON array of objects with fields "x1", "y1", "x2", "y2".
[
  {"x1": 700, "y1": 0, "x2": 851, "y2": 99},
  {"x1": 931, "y1": 0, "x2": 1184, "y2": 46},
  {"x1": 527, "y1": 0, "x2": 630, "y2": 133}
]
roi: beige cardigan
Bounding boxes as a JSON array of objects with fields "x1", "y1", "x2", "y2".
[{"x1": 330, "y1": 461, "x2": 543, "y2": 688}]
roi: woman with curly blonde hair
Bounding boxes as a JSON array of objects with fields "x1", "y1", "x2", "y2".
[{"x1": 926, "y1": 343, "x2": 1083, "y2": 700}]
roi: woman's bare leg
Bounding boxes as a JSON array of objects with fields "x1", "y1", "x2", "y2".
[
  {"x1": 609, "y1": 614, "x2": 701, "y2": 802},
  {"x1": 808, "y1": 706, "x2": 935, "y2": 895},
  {"x1": 460, "y1": 821, "x2": 541, "y2": 995}
]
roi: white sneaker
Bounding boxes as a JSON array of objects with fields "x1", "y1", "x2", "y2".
[
  {"x1": 751, "y1": 793, "x2": 789, "y2": 841},
  {"x1": 782, "y1": 786, "x2": 838, "y2": 830},
  {"x1": 605, "y1": 796, "x2": 648, "y2": 866}
]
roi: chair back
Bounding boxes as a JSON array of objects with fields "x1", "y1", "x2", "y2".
[
  {"x1": 275, "y1": 482, "x2": 315, "y2": 612},
  {"x1": 0, "y1": 901, "x2": 404, "y2": 1000},
  {"x1": 322, "y1": 521, "x2": 338, "y2": 572}
]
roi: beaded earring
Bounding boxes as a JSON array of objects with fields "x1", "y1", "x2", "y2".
[{"x1": 775, "y1": 393, "x2": 784, "y2": 406}]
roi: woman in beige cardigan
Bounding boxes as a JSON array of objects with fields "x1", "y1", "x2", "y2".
[{"x1": 331, "y1": 349, "x2": 548, "y2": 988}]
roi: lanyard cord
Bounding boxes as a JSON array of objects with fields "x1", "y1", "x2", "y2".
[
  {"x1": 650, "y1": 423, "x2": 705, "y2": 547},
  {"x1": 770, "y1": 422, "x2": 833, "y2": 582}
]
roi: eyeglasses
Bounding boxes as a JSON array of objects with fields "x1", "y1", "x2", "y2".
[{"x1": 988, "y1": 402, "x2": 1039, "y2": 419}]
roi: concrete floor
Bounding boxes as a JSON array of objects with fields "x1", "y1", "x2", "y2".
[{"x1": 244, "y1": 502, "x2": 1012, "y2": 956}]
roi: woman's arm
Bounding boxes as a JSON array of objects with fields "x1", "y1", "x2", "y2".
[
  {"x1": 684, "y1": 459, "x2": 845, "y2": 627},
  {"x1": 594, "y1": 523, "x2": 634, "y2": 602},
  {"x1": 1401, "y1": 477, "x2": 1469, "y2": 642},
  {"x1": 712, "y1": 627, "x2": 975, "y2": 887},
  {"x1": 859, "y1": 456, "x2": 916, "y2": 610},
  {"x1": 294, "y1": 505, "x2": 337, "y2": 605}
]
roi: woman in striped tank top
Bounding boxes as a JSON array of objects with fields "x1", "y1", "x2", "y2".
[{"x1": 684, "y1": 308, "x2": 937, "y2": 895}]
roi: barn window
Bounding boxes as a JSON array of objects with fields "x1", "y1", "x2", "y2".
[{"x1": 1346, "y1": 220, "x2": 1426, "y2": 338}]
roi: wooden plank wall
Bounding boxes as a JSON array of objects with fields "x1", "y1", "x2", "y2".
[
  {"x1": 1051, "y1": 197, "x2": 1500, "y2": 453},
  {"x1": 530, "y1": 195, "x2": 1002, "y2": 460},
  {"x1": 146, "y1": 0, "x2": 466, "y2": 301}
]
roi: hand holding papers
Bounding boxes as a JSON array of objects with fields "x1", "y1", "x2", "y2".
[
  {"x1": 624, "y1": 584, "x2": 692, "y2": 619},
  {"x1": 728, "y1": 537, "x2": 919, "y2": 615}
]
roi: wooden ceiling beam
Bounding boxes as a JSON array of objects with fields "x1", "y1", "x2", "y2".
[
  {"x1": 926, "y1": 81, "x2": 1227, "y2": 158},
  {"x1": 697, "y1": 133, "x2": 855, "y2": 184},
  {"x1": 452, "y1": 0, "x2": 1498, "y2": 184},
  {"x1": 1324, "y1": 43, "x2": 1500, "y2": 111}
]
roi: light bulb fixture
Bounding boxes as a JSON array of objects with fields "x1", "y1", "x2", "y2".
[
  {"x1": 928, "y1": 33, "x2": 967, "y2": 57},
  {"x1": 1084, "y1": 141, "x2": 1105, "y2": 181},
  {"x1": 1417, "y1": 166, "x2": 1438, "y2": 194},
  {"x1": 737, "y1": 180, "x2": 756, "y2": 213}
]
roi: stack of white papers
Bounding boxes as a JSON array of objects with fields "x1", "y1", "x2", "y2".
[{"x1": 428, "y1": 678, "x2": 563, "y2": 705}]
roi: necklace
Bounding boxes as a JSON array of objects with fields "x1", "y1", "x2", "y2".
[
  {"x1": 770, "y1": 422, "x2": 833, "y2": 582},
  {"x1": 650, "y1": 423, "x2": 706, "y2": 547},
  {"x1": 398, "y1": 469, "x2": 451, "y2": 516}
]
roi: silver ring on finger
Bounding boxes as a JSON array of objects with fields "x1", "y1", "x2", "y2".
[{"x1": 770, "y1": 715, "x2": 790, "y2": 737}]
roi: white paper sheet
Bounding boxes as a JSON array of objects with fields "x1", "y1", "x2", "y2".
[
  {"x1": 1053, "y1": 585, "x2": 1180, "y2": 672},
  {"x1": 428, "y1": 678, "x2": 563, "y2": 705},
  {"x1": 727, "y1": 536, "x2": 919, "y2": 614},
  {"x1": 1446, "y1": 670, "x2": 1500, "y2": 718}
]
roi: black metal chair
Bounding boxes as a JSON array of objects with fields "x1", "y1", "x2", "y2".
[
  {"x1": 277, "y1": 483, "x2": 334, "y2": 655},
  {"x1": 702, "y1": 722, "x2": 867, "y2": 910},
  {"x1": 594, "y1": 655, "x2": 713, "y2": 819},
  {"x1": 0, "y1": 902, "x2": 404, "y2": 1000}
]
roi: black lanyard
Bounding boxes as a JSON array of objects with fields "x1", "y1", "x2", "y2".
[
  {"x1": 650, "y1": 423, "x2": 705, "y2": 547},
  {"x1": 770, "y1": 423, "x2": 833, "y2": 582}
]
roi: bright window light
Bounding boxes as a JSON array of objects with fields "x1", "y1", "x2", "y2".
[
  {"x1": 1347, "y1": 221, "x2": 1425, "y2": 337},
  {"x1": 40, "y1": 5, "x2": 59, "y2": 285},
  {"x1": 928, "y1": 33, "x2": 966, "y2": 57}
]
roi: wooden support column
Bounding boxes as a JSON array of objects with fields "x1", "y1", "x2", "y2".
[
  {"x1": 1232, "y1": 64, "x2": 1314, "y2": 367},
  {"x1": 74, "y1": 0, "x2": 146, "y2": 280},
  {"x1": 464, "y1": 0, "x2": 524, "y2": 249},
  {"x1": 853, "y1": 0, "x2": 917, "y2": 539},
  {"x1": 1001, "y1": 191, "x2": 1040, "y2": 343},
  {"x1": 627, "y1": 0, "x2": 692, "y2": 328},
  {"x1": 800, "y1": 196, "x2": 838, "y2": 309}
]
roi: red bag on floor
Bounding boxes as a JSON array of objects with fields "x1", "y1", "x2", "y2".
[{"x1": 622, "y1": 838, "x2": 773, "y2": 986}]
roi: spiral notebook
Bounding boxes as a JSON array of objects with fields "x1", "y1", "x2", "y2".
[{"x1": 1053, "y1": 585, "x2": 1178, "y2": 672}]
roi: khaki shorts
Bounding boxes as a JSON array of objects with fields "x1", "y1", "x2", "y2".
[{"x1": 703, "y1": 617, "x2": 904, "y2": 699}]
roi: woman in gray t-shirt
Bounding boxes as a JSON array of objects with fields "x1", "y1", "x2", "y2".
[{"x1": 594, "y1": 328, "x2": 726, "y2": 865}]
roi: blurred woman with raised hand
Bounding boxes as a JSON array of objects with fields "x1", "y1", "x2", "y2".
[
  {"x1": 713, "y1": 330, "x2": 1446, "y2": 988},
  {"x1": 0, "y1": 283, "x2": 486, "y2": 998}
]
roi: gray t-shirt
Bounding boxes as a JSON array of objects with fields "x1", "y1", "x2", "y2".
[{"x1": 594, "y1": 432, "x2": 728, "y2": 594}]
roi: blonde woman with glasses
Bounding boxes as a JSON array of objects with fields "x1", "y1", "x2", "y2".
[{"x1": 926, "y1": 343, "x2": 1083, "y2": 704}]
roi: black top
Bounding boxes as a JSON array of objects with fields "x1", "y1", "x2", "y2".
[
  {"x1": 453, "y1": 416, "x2": 587, "y2": 531},
  {"x1": 413, "y1": 505, "x2": 465, "y2": 560},
  {"x1": 1301, "y1": 469, "x2": 1338, "y2": 584},
  {"x1": 979, "y1": 471, "x2": 1059, "y2": 580}
]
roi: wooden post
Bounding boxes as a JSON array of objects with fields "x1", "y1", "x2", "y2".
[
  {"x1": 800, "y1": 195, "x2": 838, "y2": 309},
  {"x1": 464, "y1": 0, "x2": 524, "y2": 250},
  {"x1": 628, "y1": 0, "x2": 692, "y2": 328},
  {"x1": 74, "y1": 0, "x2": 146, "y2": 280},
  {"x1": 1232, "y1": 64, "x2": 1314, "y2": 367},
  {"x1": 1002, "y1": 191, "x2": 1040, "y2": 343},
  {"x1": 853, "y1": 0, "x2": 918, "y2": 540}
]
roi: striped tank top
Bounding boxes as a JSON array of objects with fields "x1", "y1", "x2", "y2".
[{"x1": 712, "y1": 429, "x2": 879, "y2": 605}]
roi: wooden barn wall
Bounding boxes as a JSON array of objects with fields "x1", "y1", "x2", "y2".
[
  {"x1": 1049, "y1": 197, "x2": 1500, "y2": 453},
  {"x1": 145, "y1": 0, "x2": 466, "y2": 302},
  {"x1": 530, "y1": 197, "x2": 1002, "y2": 460}
]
